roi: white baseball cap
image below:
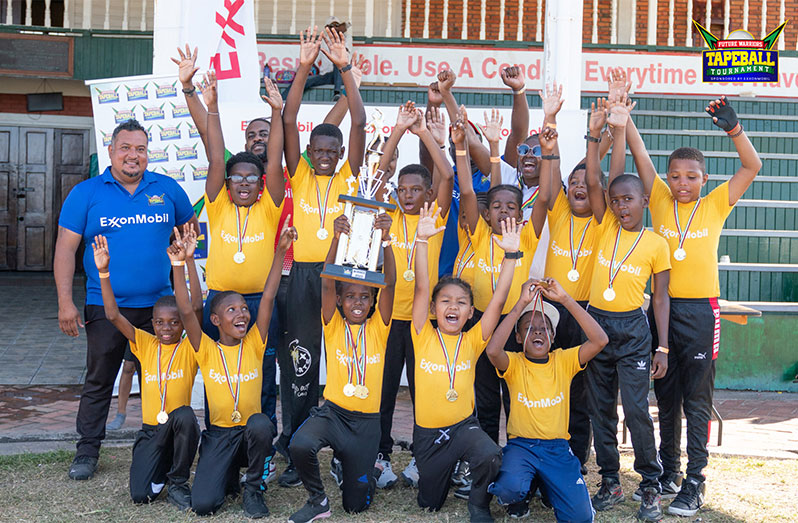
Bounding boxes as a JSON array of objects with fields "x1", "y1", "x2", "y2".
[{"x1": 518, "y1": 300, "x2": 560, "y2": 332}]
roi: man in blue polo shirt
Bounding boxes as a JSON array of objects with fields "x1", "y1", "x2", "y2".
[{"x1": 54, "y1": 119, "x2": 196, "y2": 480}]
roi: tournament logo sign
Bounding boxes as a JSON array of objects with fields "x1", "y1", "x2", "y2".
[
  {"x1": 125, "y1": 83, "x2": 149, "y2": 101},
  {"x1": 142, "y1": 104, "x2": 166, "y2": 121},
  {"x1": 186, "y1": 122, "x2": 201, "y2": 138},
  {"x1": 170, "y1": 102, "x2": 191, "y2": 118},
  {"x1": 144, "y1": 125, "x2": 154, "y2": 142},
  {"x1": 195, "y1": 221, "x2": 208, "y2": 259},
  {"x1": 148, "y1": 147, "x2": 169, "y2": 163},
  {"x1": 112, "y1": 107, "x2": 136, "y2": 124},
  {"x1": 155, "y1": 81, "x2": 178, "y2": 99},
  {"x1": 694, "y1": 20, "x2": 787, "y2": 82},
  {"x1": 175, "y1": 143, "x2": 199, "y2": 161},
  {"x1": 96, "y1": 86, "x2": 120, "y2": 104},
  {"x1": 155, "y1": 165, "x2": 186, "y2": 182},
  {"x1": 99, "y1": 130, "x2": 113, "y2": 147},
  {"x1": 191, "y1": 164, "x2": 209, "y2": 180},
  {"x1": 158, "y1": 124, "x2": 181, "y2": 141}
]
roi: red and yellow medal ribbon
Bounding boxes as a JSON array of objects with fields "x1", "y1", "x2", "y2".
[
  {"x1": 435, "y1": 328, "x2": 463, "y2": 391},
  {"x1": 216, "y1": 340, "x2": 244, "y2": 415},
  {"x1": 607, "y1": 226, "x2": 645, "y2": 290},
  {"x1": 673, "y1": 198, "x2": 701, "y2": 251},
  {"x1": 569, "y1": 215, "x2": 592, "y2": 272},
  {"x1": 314, "y1": 174, "x2": 336, "y2": 233},
  {"x1": 156, "y1": 337, "x2": 182, "y2": 415}
]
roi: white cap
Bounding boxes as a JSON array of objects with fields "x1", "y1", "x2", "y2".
[
  {"x1": 518, "y1": 300, "x2": 560, "y2": 332},
  {"x1": 325, "y1": 16, "x2": 351, "y2": 29}
]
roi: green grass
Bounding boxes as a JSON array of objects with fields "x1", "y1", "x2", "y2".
[{"x1": 1, "y1": 447, "x2": 796, "y2": 522}]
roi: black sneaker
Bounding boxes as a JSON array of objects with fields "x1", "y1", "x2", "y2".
[
  {"x1": 667, "y1": 477, "x2": 705, "y2": 517},
  {"x1": 467, "y1": 502, "x2": 494, "y2": 523},
  {"x1": 637, "y1": 487, "x2": 663, "y2": 522},
  {"x1": 167, "y1": 483, "x2": 192, "y2": 512},
  {"x1": 451, "y1": 460, "x2": 471, "y2": 486},
  {"x1": 279, "y1": 464, "x2": 303, "y2": 488},
  {"x1": 592, "y1": 478, "x2": 625, "y2": 511},
  {"x1": 288, "y1": 497, "x2": 332, "y2": 523},
  {"x1": 506, "y1": 500, "x2": 530, "y2": 518},
  {"x1": 242, "y1": 487, "x2": 270, "y2": 519},
  {"x1": 633, "y1": 471, "x2": 684, "y2": 501},
  {"x1": 68, "y1": 456, "x2": 98, "y2": 480},
  {"x1": 329, "y1": 457, "x2": 343, "y2": 488},
  {"x1": 453, "y1": 481, "x2": 472, "y2": 500}
]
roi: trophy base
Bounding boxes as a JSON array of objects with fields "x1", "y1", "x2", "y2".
[{"x1": 321, "y1": 263, "x2": 387, "y2": 288}]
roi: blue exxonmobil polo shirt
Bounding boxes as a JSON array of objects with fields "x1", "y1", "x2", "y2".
[{"x1": 59, "y1": 167, "x2": 194, "y2": 307}]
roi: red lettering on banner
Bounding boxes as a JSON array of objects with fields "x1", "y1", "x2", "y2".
[
  {"x1": 585, "y1": 60, "x2": 598, "y2": 81},
  {"x1": 482, "y1": 57, "x2": 498, "y2": 78},
  {"x1": 215, "y1": 0, "x2": 245, "y2": 47},
  {"x1": 211, "y1": 52, "x2": 241, "y2": 80},
  {"x1": 380, "y1": 59, "x2": 393, "y2": 76},
  {"x1": 783, "y1": 73, "x2": 795, "y2": 88},
  {"x1": 459, "y1": 57, "x2": 473, "y2": 77}
]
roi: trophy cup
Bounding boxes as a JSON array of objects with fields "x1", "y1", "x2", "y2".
[{"x1": 321, "y1": 110, "x2": 397, "y2": 288}]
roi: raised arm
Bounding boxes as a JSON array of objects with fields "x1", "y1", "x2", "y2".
[
  {"x1": 482, "y1": 108, "x2": 504, "y2": 190},
  {"x1": 256, "y1": 221, "x2": 294, "y2": 343},
  {"x1": 539, "y1": 278, "x2": 608, "y2": 365},
  {"x1": 198, "y1": 71, "x2": 226, "y2": 202},
  {"x1": 452, "y1": 110, "x2": 479, "y2": 234},
  {"x1": 419, "y1": 82, "x2": 444, "y2": 174},
  {"x1": 93, "y1": 235, "x2": 135, "y2": 342},
  {"x1": 170, "y1": 231, "x2": 202, "y2": 351},
  {"x1": 705, "y1": 96, "x2": 763, "y2": 205},
  {"x1": 586, "y1": 98, "x2": 608, "y2": 223},
  {"x1": 322, "y1": 214, "x2": 349, "y2": 324},
  {"x1": 626, "y1": 117, "x2": 658, "y2": 195},
  {"x1": 322, "y1": 54, "x2": 364, "y2": 125},
  {"x1": 374, "y1": 212, "x2": 396, "y2": 325},
  {"x1": 539, "y1": 84, "x2": 564, "y2": 196},
  {"x1": 650, "y1": 270, "x2": 670, "y2": 379},
  {"x1": 501, "y1": 66, "x2": 529, "y2": 167},
  {"x1": 372, "y1": 102, "x2": 416, "y2": 202},
  {"x1": 55, "y1": 227, "x2": 84, "y2": 337},
  {"x1": 485, "y1": 279, "x2": 535, "y2": 372},
  {"x1": 478, "y1": 218, "x2": 522, "y2": 340},
  {"x1": 412, "y1": 203, "x2": 446, "y2": 334},
  {"x1": 410, "y1": 107, "x2": 454, "y2": 217},
  {"x1": 179, "y1": 223, "x2": 203, "y2": 324},
  {"x1": 425, "y1": 106, "x2": 449, "y2": 201},
  {"x1": 532, "y1": 127, "x2": 556, "y2": 237},
  {"x1": 284, "y1": 27, "x2": 322, "y2": 176},
  {"x1": 172, "y1": 45, "x2": 207, "y2": 150},
  {"x1": 606, "y1": 93, "x2": 636, "y2": 188},
  {"x1": 262, "y1": 78, "x2": 286, "y2": 205},
  {"x1": 321, "y1": 27, "x2": 366, "y2": 173}
]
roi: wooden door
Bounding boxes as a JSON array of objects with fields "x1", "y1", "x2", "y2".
[
  {"x1": 17, "y1": 127, "x2": 54, "y2": 271},
  {"x1": 54, "y1": 128, "x2": 90, "y2": 272},
  {"x1": 0, "y1": 127, "x2": 19, "y2": 270}
]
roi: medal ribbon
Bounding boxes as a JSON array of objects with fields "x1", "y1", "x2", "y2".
[
  {"x1": 344, "y1": 321, "x2": 367, "y2": 386},
  {"x1": 402, "y1": 215, "x2": 418, "y2": 273},
  {"x1": 235, "y1": 206, "x2": 251, "y2": 254},
  {"x1": 489, "y1": 235, "x2": 497, "y2": 291},
  {"x1": 607, "y1": 226, "x2": 645, "y2": 290},
  {"x1": 520, "y1": 186, "x2": 539, "y2": 211},
  {"x1": 455, "y1": 237, "x2": 475, "y2": 279},
  {"x1": 523, "y1": 292, "x2": 552, "y2": 348},
  {"x1": 569, "y1": 215, "x2": 593, "y2": 271},
  {"x1": 673, "y1": 198, "x2": 701, "y2": 251},
  {"x1": 157, "y1": 337, "x2": 182, "y2": 415},
  {"x1": 315, "y1": 174, "x2": 336, "y2": 233},
  {"x1": 435, "y1": 328, "x2": 463, "y2": 391},
  {"x1": 216, "y1": 341, "x2": 244, "y2": 413}
]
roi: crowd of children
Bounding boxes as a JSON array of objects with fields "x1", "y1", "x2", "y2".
[{"x1": 84, "y1": 26, "x2": 762, "y2": 523}]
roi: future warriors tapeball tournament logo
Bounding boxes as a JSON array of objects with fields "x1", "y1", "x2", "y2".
[{"x1": 694, "y1": 20, "x2": 787, "y2": 82}]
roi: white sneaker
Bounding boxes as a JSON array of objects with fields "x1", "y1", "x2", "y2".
[
  {"x1": 402, "y1": 457, "x2": 419, "y2": 488},
  {"x1": 375, "y1": 454, "x2": 398, "y2": 489}
]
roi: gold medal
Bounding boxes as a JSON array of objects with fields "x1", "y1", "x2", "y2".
[
  {"x1": 156, "y1": 410, "x2": 168, "y2": 424},
  {"x1": 343, "y1": 383, "x2": 356, "y2": 397},
  {"x1": 446, "y1": 388, "x2": 458, "y2": 402},
  {"x1": 233, "y1": 251, "x2": 246, "y2": 264},
  {"x1": 231, "y1": 410, "x2": 242, "y2": 423},
  {"x1": 403, "y1": 269, "x2": 415, "y2": 282},
  {"x1": 354, "y1": 384, "x2": 369, "y2": 399}
]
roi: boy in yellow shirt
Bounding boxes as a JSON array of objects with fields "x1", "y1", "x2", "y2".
[
  {"x1": 93, "y1": 227, "x2": 201, "y2": 511},
  {"x1": 485, "y1": 277, "x2": 608, "y2": 522},
  {"x1": 276, "y1": 27, "x2": 367, "y2": 484},
  {"x1": 624, "y1": 87, "x2": 761, "y2": 516},
  {"x1": 288, "y1": 212, "x2": 395, "y2": 522},
  {"x1": 585, "y1": 94, "x2": 671, "y2": 522},
  {"x1": 173, "y1": 220, "x2": 293, "y2": 517}
]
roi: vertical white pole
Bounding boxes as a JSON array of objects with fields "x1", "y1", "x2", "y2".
[
  {"x1": 724, "y1": 0, "x2": 730, "y2": 38},
  {"x1": 365, "y1": 0, "x2": 374, "y2": 37},
  {"x1": 543, "y1": 0, "x2": 583, "y2": 111},
  {"x1": 517, "y1": 0, "x2": 523, "y2": 41},
  {"x1": 103, "y1": 0, "x2": 110, "y2": 29},
  {"x1": 330, "y1": 0, "x2": 334, "y2": 16},
  {"x1": 386, "y1": 0, "x2": 392, "y2": 37},
  {"x1": 685, "y1": 0, "x2": 692, "y2": 46},
  {"x1": 290, "y1": 0, "x2": 297, "y2": 34},
  {"x1": 254, "y1": 0, "x2": 260, "y2": 33},
  {"x1": 423, "y1": 0, "x2": 430, "y2": 38},
  {"x1": 742, "y1": 0, "x2": 749, "y2": 32},
  {"x1": 479, "y1": 0, "x2": 486, "y2": 40},
  {"x1": 404, "y1": 0, "x2": 411, "y2": 37},
  {"x1": 536, "y1": 0, "x2": 542, "y2": 42},
  {"x1": 498, "y1": 0, "x2": 505, "y2": 40},
  {"x1": 272, "y1": 0, "x2": 278, "y2": 33},
  {"x1": 610, "y1": 0, "x2": 617, "y2": 44},
  {"x1": 647, "y1": 0, "x2": 657, "y2": 45},
  {"x1": 310, "y1": 0, "x2": 316, "y2": 30},
  {"x1": 461, "y1": 0, "x2": 467, "y2": 39},
  {"x1": 25, "y1": 0, "x2": 32, "y2": 25},
  {"x1": 667, "y1": 0, "x2": 674, "y2": 46},
  {"x1": 63, "y1": 0, "x2": 70, "y2": 28},
  {"x1": 592, "y1": 0, "x2": 598, "y2": 43},
  {"x1": 630, "y1": 0, "x2": 636, "y2": 44},
  {"x1": 442, "y1": 0, "x2": 449, "y2": 39},
  {"x1": 705, "y1": 0, "x2": 711, "y2": 31},
  {"x1": 760, "y1": 0, "x2": 767, "y2": 38},
  {"x1": 4, "y1": 0, "x2": 12, "y2": 25},
  {"x1": 44, "y1": 0, "x2": 52, "y2": 26},
  {"x1": 82, "y1": 0, "x2": 91, "y2": 29},
  {"x1": 122, "y1": 0, "x2": 129, "y2": 30},
  {"x1": 140, "y1": 0, "x2": 147, "y2": 31},
  {"x1": 779, "y1": 0, "x2": 785, "y2": 50}
]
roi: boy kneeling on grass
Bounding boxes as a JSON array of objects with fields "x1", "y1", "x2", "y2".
[
  {"x1": 93, "y1": 225, "x2": 202, "y2": 512},
  {"x1": 173, "y1": 220, "x2": 294, "y2": 518},
  {"x1": 485, "y1": 277, "x2": 608, "y2": 522}
]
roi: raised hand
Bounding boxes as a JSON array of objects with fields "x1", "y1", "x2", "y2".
[
  {"x1": 262, "y1": 77, "x2": 283, "y2": 110},
  {"x1": 481, "y1": 108, "x2": 503, "y2": 144},
  {"x1": 426, "y1": 106, "x2": 447, "y2": 147},
  {"x1": 395, "y1": 101, "x2": 417, "y2": 132},
  {"x1": 350, "y1": 53, "x2": 365, "y2": 87},
  {"x1": 606, "y1": 92, "x2": 636, "y2": 129},
  {"x1": 706, "y1": 95, "x2": 739, "y2": 132},
  {"x1": 277, "y1": 217, "x2": 297, "y2": 251},
  {"x1": 181, "y1": 223, "x2": 197, "y2": 259},
  {"x1": 374, "y1": 212, "x2": 393, "y2": 241},
  {"x1": 333, "y1": 213, "x2": 351, "y2": 240},
  {"x1": 540, "y1": 83, "x2": 564, "y2": 118},
  {"x1": 500, "y1": 66, "x2": 525, "y2": 92},
  {"x1": 320, "y1": 26, "x2": 350, "y2": 68},
  {"x1": 197, "y1": 70, "x2": 217, "y2": 108},
  {"x1": 607, "y1": 67, "x2": 632, "y2": 103},
  {"x1": 589, "y1": 97, "x2": 608, "y2": 134},
  {"x1": 493, "y1": 217, "x2": 521, "y2": 253},
  {"x1": 299, "y1": 26, "x2": 323, "y2": 67},
  {"x1": 92, "y1": 235, "x2": 110, "y2": 272},
  {"x1": 417, "y1": 202, "x2": 446, "y2": 240},
  {"x1": 539, "y1": 126, "x2": 558, "y2": 155},
  {"x1": 409, "y1": 108, "x2": 427, "y2": 135},
  {"x1": 537, "y1": 277, "x2": 567, "y2": 303},
  {"x1": 171, "y1": 44, "x2": 199, "y2": 88},
  {"x1": 427, "y1": 81, "x2": 444, "y2": 106},
  {"x1": 169, "y1": 226, "x2": 187, "y2": 262},
  {"x1": 451, "y1": 116, "x2": 467, "y2": 146},
  {"x1": 518, "y1": 279, "x2": 537, "y2": 307},
  {"x1": 437, "y1": 69, "x2": 456, "y2": 92}
]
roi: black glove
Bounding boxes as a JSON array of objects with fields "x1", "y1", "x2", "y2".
[{"x1": 705, "y1": 95, "x2": 739, "y2": 132}]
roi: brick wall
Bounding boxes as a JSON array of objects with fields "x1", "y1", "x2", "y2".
[
  {"x1": 0, "y1": 94, "x2": 92, "y2": 117},
  {"x1": 401, "y1": 0, "x2": 797, "y2": 49}
]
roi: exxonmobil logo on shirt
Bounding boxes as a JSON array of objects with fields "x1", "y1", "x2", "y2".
[
  {"x1": 335, "y1": 349, "x2": 381, "y2": 366},
  {"x1": 419, "y1": 358, "x2": 471, "y2": 374},
  {"x1": 517, "y1": 391, "x2": 565, "y2": 409},
  {"x1": 208, "y1": 367, "x2": 259, "y2": 384},
  {"x1": 99, "y1": 213, "x2": 170, "y2": 228},
  {"x1": 658, "y1": 225, "x2": 709, "y2": 240},
  {"x1": 144, "y1": 369, "x2": 184, "y2": 384}
]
